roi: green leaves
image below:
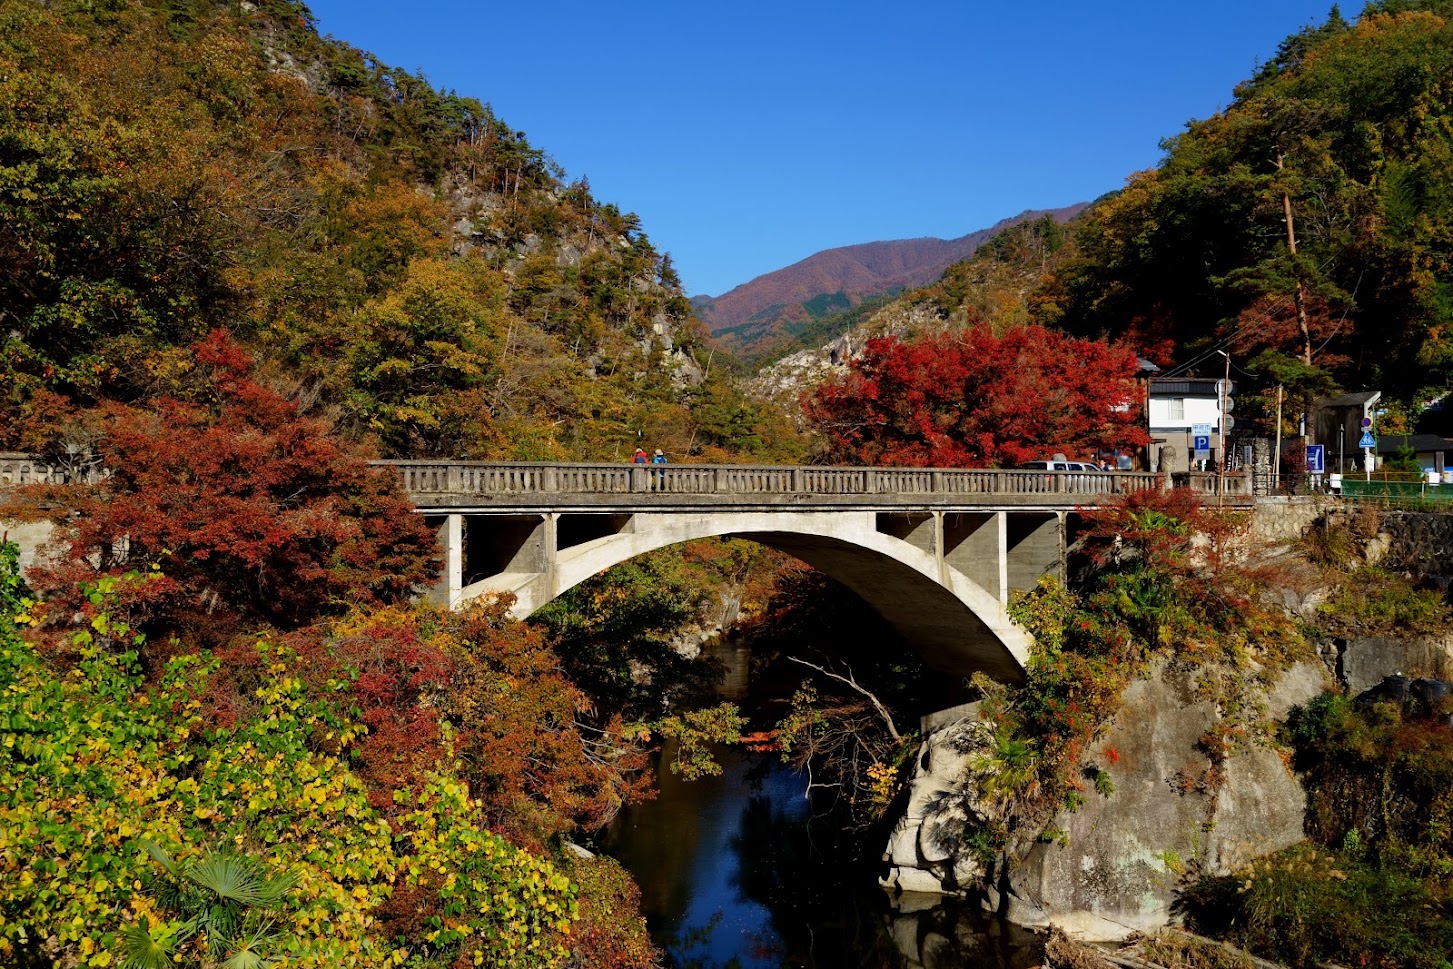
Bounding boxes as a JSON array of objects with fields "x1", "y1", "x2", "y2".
[
  {"x1": 122, "y1": 842, "x2": 296, "y2": 969},
  {"x1": 1054, "y1": 5, "x2": 1453, "y2": 408},
  {"x1": 654, "y1": 702, "x2": 747, "y2": 780}
]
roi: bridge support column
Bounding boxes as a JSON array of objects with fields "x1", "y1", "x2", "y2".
[
  {"x1": 431, "y1": 513, "x2": 464, "y2": 608},
  {"x1": 1006, "y1": 512, "x2": 1062, "y2": 598},
  {"x1": 875, "y1": 512, "x2": 936, "y2": 555},
  {"x1": 541, "y1": 513, "x2": 559, "y2": 600},
  {"x1": 943, "y1": 512, "x2": 1006, "y2": 606}
]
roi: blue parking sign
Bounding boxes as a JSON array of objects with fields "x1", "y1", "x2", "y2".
[
  {"x1": 1306, "y1": 444, "x2": 1325, "y2": 473},
  {"x1": 1192, "y1": 434, "x2": 1211, "y2": 452}
]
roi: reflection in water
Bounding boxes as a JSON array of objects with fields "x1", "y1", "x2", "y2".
[{"x1": 604, "y1": 741, "x2": 1043, "y2": 968}]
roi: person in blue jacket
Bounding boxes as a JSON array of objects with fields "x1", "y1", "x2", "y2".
[{"x1": 650, "y1": 448, "x2": 667, "y2": 489}]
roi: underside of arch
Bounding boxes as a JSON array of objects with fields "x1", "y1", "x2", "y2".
[{"x1": 450, "y1": 511, "x2": 1033, "y2": 683}]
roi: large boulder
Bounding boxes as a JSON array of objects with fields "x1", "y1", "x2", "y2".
[
  {"x1": 881, "y1": 710, "x2": 1002, "y2": 895},
  {"x1": 1003, "y1": 659, "x2": 1326, "y2": 939}
]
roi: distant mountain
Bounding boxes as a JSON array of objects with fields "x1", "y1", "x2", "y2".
[{"x1": 691, "y1": 205, "x2": 1088, "y2": 362}]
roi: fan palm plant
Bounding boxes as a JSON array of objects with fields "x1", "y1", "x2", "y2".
[{"x1": 121, "y1": 840, "x2": 297, "y2": 969}]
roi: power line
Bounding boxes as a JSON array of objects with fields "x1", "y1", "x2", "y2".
[{"x1": 1157, "y1": 252, "x2": 1344, "y2": 379}]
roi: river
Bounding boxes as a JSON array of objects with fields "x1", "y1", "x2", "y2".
[{"x1": 602, "y1": 639, "x2": 1044, "y2": 969}]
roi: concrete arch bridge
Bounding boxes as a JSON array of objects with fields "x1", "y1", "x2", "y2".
[{"x1": 379, "y1": 461, "x2": 1250, "y2": 684}]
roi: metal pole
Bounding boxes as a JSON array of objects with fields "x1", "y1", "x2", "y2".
[
  {"x1": 1274, "y1": 385, "x2": 1283, "y2": 491},
  {"x1": 1218, "y1": 352, "x2": 1230, "y2": 499}
]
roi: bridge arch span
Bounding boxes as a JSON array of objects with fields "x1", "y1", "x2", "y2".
[{"x1": 451, "y1": 510, "x2": 1036, "y2": 683}]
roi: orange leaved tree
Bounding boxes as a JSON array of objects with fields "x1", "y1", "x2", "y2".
[{"x1": 16, "y1": 331, "x2": 439, "y2": 648}]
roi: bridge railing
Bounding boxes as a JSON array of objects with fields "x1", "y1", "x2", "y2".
[
  {"x1": 0, "y1": 452, "x2": 92, "y2": 487},
  {"x1": 1, "y1": 452, "x2": 1253, "y2": 504},
  {"x1": 378, "y1": 460, "x2": 1193, "y2": 501},
  {"x1": 1171, "y1": 471, "x2": 1254, "y2": 498}
]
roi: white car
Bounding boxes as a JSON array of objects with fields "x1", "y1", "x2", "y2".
[{"x1": 1020, "y1": 460, "x2": 1102, "y2": 472}]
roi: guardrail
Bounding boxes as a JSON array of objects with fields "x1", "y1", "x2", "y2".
[
  {"x1": 1341, "y1": 476, "x2": 1453, "y2": 504},
  {"x1": 376, "y1": 460, "x2": 1253, "y2": 503}
]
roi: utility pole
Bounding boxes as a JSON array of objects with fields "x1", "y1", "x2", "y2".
[
  {"x1": 1274, "y1": 385, "x2": 1284, "y2": 491},
  {"x1": 1217, "y1": 350, "x2": 1230, "y2": 502}
]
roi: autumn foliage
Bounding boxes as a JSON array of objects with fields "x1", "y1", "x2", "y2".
[
  {"x1": 804, "y1": 326, "x2": 1148, "y2": 467},
  {"x1": 14, "y1": 332, "x2": 439, "y2": 646}
]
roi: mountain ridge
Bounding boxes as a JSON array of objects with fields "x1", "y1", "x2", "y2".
[{"x1": 691, "y1": 204, "x2": 1087, "y2": 345}]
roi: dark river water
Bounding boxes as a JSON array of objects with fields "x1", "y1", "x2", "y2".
[{"x1": 601, "y1": 640, "x2": 1045, "y2": 969}]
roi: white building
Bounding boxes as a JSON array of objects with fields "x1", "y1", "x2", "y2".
[{"x1": 1147, "y1": 377, "x2": 1233, "y2": 473}]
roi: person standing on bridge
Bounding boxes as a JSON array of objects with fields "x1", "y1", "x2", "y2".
[
  {"x1": 651, "y1": 448, "x2": 667, "y2": 489},
  {"x1": 633, "y1": 447, "x2": 648, "y2": 465}
]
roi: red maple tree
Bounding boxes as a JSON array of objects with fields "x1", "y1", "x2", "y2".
[
  {"x1": 803, "y1": 326, "x2": 1149, "y2": 467},
  {"x1": 18, "y1": 331, "x2": 439, "y2": 645}
]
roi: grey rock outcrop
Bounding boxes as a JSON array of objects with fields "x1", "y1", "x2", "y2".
[
  {"x1": 884, "y1": 660, "x2": 1329, "y2": 941},
  {"x1": 881, "y1": 711, "x2": 1002, "y2": 896},
  {"x1": 1334, "y1": 633, "x2": 1453, "y2": 694}
]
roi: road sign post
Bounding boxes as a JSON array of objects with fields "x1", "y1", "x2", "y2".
[
  {"x1": 1354, "y1": 427, "x2": 1377, "y2": 482},
  {"x1": 1192, "y1": 423, "x2": 1212, "y2": 467}
]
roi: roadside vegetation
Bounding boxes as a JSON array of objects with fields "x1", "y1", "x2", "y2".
[{"x1": 1179, "y1": 690, "x2": 1453, "y2": 968}]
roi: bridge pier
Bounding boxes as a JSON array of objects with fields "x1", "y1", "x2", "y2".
[
  {"x1": 944, "y1": 512, "x2": 1007, "y2": 605},
  {"x1": 431, "y1": 513, "x2": 465, "y2": 609},
  {"x1": 1006, "y1": 512, "x2": 1065, "y2": 598}
]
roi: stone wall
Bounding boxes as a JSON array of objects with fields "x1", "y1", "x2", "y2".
[
  {"x1": 1367, "y1": 508, "x2": 1453, "y2": 575},
  {"x1": 1318, "y1": 507, "x2": 1453, "y2": 690},
  {"x1": 1, "y1": 518, "x2": 57, "y2": 576},
  {"x1": 1246, "y1": 495, "x2": 1327, "y2": 545}
]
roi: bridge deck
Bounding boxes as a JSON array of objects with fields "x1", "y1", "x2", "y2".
[{"x1": 376, "y1": 461, "x2": 1253, "y2": 512}]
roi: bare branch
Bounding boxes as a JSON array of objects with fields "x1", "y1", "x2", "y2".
[{"x1": 786, "y1": 656, "x2": 902, "y2": 742}]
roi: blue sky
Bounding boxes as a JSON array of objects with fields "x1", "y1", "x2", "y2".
[{"x1": 302, "y1": 0, "x2": 1339, "y2": 298}]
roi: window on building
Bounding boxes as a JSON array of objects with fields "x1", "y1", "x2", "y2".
[{"x1": 1168, "y1": 398, "x2": 1185, "y2": 420}]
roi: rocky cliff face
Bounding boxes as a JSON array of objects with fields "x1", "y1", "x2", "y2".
[
  {"x1": 745, "y1": 300, "x2": 946, "y2": 415},
  {"x1": 880, "y1": 660, "x2": 1327, "y2": 941},
  {"x1": 881, "y1": 505, "x2": 1453, "y2": 940},
  {"x1": 993, "y1": 660, "x2": 1326, "y2": 940}
]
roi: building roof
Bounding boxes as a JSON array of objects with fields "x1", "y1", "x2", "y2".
[
  {"x1": 1314, "y1": 391, "x2": 1381, "y2": 409},
  {"x1": 1148, "y1": 378, "x2": 1227, "y2": 396},
  {"x1": 1374, "y1": 433, "x2": 1453, "y2": 455}
]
